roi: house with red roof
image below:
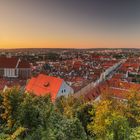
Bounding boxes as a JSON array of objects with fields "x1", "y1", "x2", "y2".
[
  {"x1": 25, "y1": 74, "x2": 74, "y2": 102},
  {"x1": 0, "y1": 56, "x2": 31, "y2": 79},
  {"x1": 73, "y1": 60, "x2": 83, "y2": 70}
]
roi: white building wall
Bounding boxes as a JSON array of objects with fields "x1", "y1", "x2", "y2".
[
  {"x1": 4, "y1": 68, "x2": 18, "y2": 78},
  {"x1": 57, "y1": 81, "x2": 74, "y2": 97}
]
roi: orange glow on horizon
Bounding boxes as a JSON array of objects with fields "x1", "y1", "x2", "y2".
[
  {"x1": 0, "y1": 36, "x2": 140, "y2": 49},
  {"x1": 1, "y1": 1, "x2": 140, "y2": 49}
]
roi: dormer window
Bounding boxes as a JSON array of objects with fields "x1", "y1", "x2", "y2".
[{"x1": 44, "y1": 82, "x2": 49, "y2": 87}]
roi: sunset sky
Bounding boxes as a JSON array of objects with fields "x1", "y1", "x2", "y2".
[{"x1": 0, "y1": 0, "x2": 140, "y2": 49}]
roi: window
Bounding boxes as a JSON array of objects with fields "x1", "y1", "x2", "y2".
[{"x1": 62, "y1": 89, "x2": 66, "y2": 93}]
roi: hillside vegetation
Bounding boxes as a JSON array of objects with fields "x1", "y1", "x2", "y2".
[{"x1": 0, "y1": 87, "x2": 140, "y2": 140}]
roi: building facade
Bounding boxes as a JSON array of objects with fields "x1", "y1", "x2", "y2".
[{"x1": 0, "y1": 56, "x2": 31, "y2": 79}]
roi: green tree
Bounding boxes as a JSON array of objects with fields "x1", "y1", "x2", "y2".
[
  {"x1": 76, "y1": 103, "x2": 93, "y2": 135},
  {"x1": 55, "y1": 95, "x2": 84, "y2": 119},
  {"x1": 129, "y1": 127, "x2": 140, "y2": 140},
  {"x1": 125, "y1": 90, "x2": 140, "y2": 127}
]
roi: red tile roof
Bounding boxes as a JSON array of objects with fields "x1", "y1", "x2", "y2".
[
  {"x1": 109, "y1": 88, "x2": 129, "y2": 99},
  {"x1": 0, "y1": 57, "x2": 30, "y2": 69},
  {"x1": 18, "y1": 60, "x2": 30, "y2": 68},
  {"x1": 99, "y1": 79, "x2": 140, "y2": 99},
  {"x1": 0, "y1": 57, "x2": 19, "y2": 68},
  {"x1": 0, "y1": 78, "x2": 26, "y2": 90},
  {"x1": 108, "y1": 78, "x2": 140, "y2": 91},
  {"x1": 112, "y1": 74, "x2": 124, "y2": 79},
  {"x1": 73, "y1": 61, "x2": 82, "y2": 69},
  {"x1": 26, "y1": 74, "x2": 63, "y2": 102}
]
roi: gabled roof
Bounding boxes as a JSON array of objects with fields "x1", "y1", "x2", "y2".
[
  {"x1": 18, "y1": 60, "x2": 30, "y2": 68},
  {"x1": 26, "y1": 74, "x2": 63, "y2": 101},
  {"x1": 0, "y1": 57, "x2": 19, "y2": 68},
  {"x1": 0, "y1": 57, "x2": 30, "y2": 69}
]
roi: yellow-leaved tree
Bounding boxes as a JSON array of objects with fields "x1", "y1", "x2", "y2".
[{"x1": 88, "y1": 98, "x2": 130, "y2": 140}]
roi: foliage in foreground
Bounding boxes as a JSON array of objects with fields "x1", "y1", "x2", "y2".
[{"x1": 0, "y1": 87, "x2": 139, "y2": 140}]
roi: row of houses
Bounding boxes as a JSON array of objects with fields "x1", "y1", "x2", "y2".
[
  {"x1": 1, "y1": 55, "x2": 135, "y2": 103},
  {"x1": 0, "y1": 56, "x2": 74, "y2": 102}
]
